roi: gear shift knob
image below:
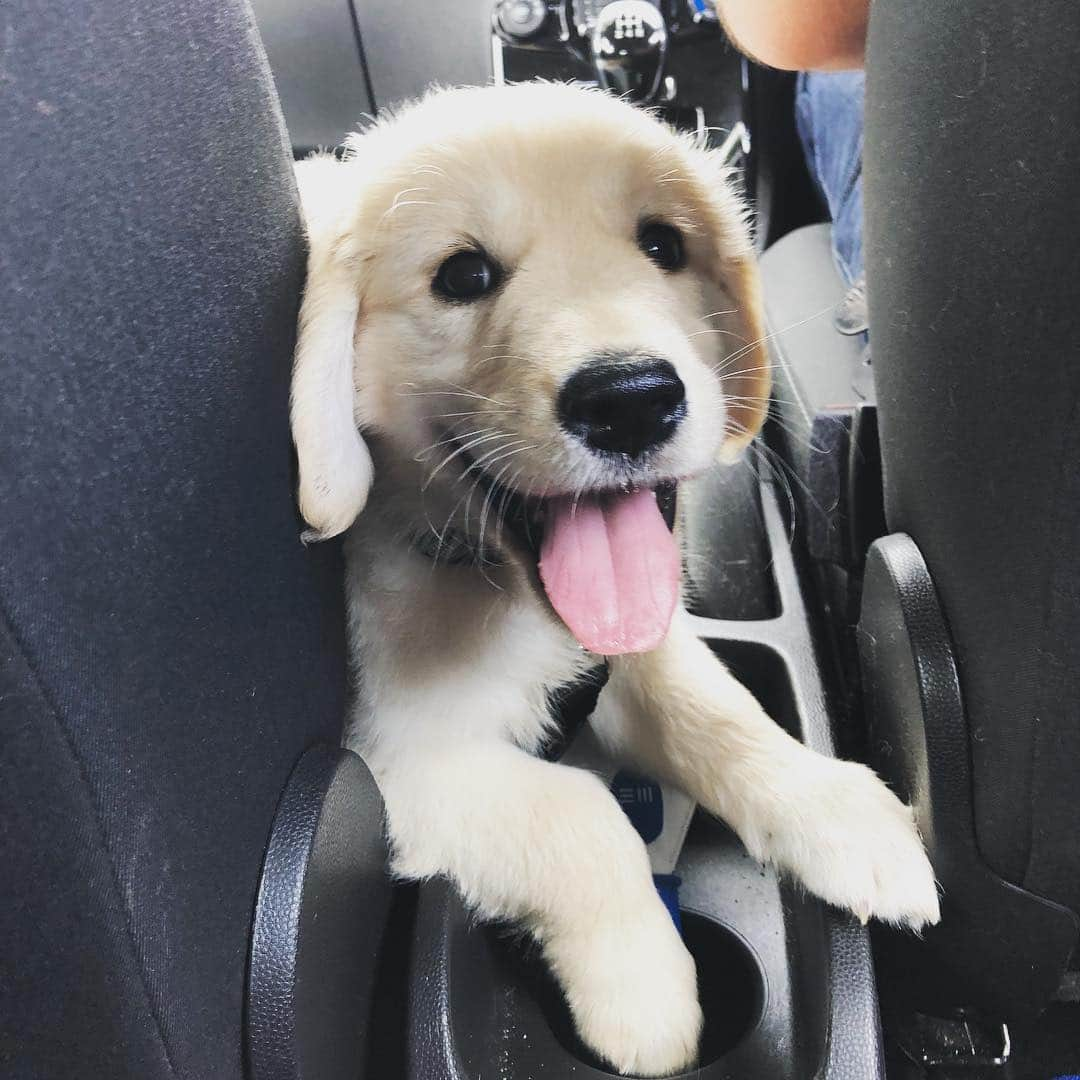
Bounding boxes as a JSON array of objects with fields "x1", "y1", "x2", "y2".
[{"x1": 591, "y1": 1, "x2": 668, "y2": 103}]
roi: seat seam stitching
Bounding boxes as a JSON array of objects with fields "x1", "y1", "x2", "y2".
[{"x1": 0, "y1": 593, "x2": 183, "y2": 1080}]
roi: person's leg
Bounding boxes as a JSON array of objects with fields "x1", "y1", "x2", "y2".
[{"x1": 795, "y1": 70, "x2": 866, "y2": 286}]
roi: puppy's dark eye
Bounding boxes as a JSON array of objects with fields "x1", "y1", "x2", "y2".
[
  {"x1": 638, "y1": 223, "x2": 685, "y2": 271},
  {"x1": 433, "y1": 250, "x2": 499, "y2": 301}
]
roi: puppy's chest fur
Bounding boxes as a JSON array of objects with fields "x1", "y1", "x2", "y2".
[{"x1": 341, "y1": 473, "x2": 597, "y2": 760}]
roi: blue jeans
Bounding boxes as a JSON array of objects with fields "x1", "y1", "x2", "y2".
[{"x1": 795, "y1": 71, "x2": 865, "y2": 286}]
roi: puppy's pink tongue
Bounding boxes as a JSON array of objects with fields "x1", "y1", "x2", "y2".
[{"x1": 538, "y1": 488, "x2": 679, "y2": 655}]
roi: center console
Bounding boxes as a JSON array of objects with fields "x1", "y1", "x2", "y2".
[
  {"x1": 492, "y1": 0, "x2": 748, "y2": 156},
  {"x1": 248, "y1": 475, "x2": 891, "y2": 1080},
  {"x1": 395, "y1": 472, "x2": 887, "y2": 1079}
]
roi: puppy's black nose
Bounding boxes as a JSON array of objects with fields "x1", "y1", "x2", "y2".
[{"x1": 558, "y1": 357, "x2": 686, "y2": 458}]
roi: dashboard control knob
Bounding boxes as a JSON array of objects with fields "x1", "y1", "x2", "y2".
[
  {"x1": 495, "y1": 0, "x2": 548, "y2": 40},
  {"x1": 591, "y1": 1, "x2": 668, "y2": 103}
]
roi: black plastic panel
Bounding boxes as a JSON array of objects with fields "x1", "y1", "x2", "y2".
[
  {"x1": 858, "y1": 535, "x2": 1079, "y2": 1023},
  {"x1": 747, "y1": 69, "x2": 827, "y2": 251},
  {"x1": 247, "y1": 745, "x2": 392, "y2": 1080},
  {"x1": 684, "y1": 460, "x2": 779, "y2": 621},
  {"x1": 353, "y1": 0, "x2": 494, "y2": 110},
  {"x1": 250, "y1": 0, "x2": 374, "y2": 152}
]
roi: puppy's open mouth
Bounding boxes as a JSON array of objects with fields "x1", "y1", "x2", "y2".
[{"x1": 458, "y1": 443, "x2": 680, "y2": 655}]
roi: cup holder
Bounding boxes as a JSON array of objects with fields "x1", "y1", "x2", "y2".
[{"x1": 496, "y1": 912, "x2": 765, "y2": 1076}]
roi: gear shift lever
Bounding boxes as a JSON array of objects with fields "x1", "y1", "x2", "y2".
[{"x1": 590, "y1": 1, "x2": 668, "y2": 103}]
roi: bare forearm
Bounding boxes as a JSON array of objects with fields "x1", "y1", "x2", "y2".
[{"x1": 715, "y1": 0, "x2": 868, "y2": 70}]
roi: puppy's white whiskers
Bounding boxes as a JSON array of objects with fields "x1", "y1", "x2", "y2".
[
  {"x1": 410, "y1": 163, "x2": 448, "y2": 178},
  {"x1": 423, "y1": 431, "x2": 514, "y2": 490},
  {"x1": 689, "y1": 328, "x2": 746, "y2": 340},
  {"x1": 724, "y1": 394, "x2": 799, "y2": 407},
  {"x1": 441, "y1": 381, "x2": 510, "y2": 407},
  {"x1": 397, "y1": 388, "x2": 494, "y2": 400},
  {"x1": 396, "y1": 382, "x2": 510, "y2": 408},
  {"x1": 414, "y1": 426, "x2": 498, "y2": 463},
  {"x1": 462, "y1": 442, "x2": 536, "y2": 543},
  {"x1": 472, "y1": 353, "x2": 531, "y2": 368},
  {"x1": 381, "y1": 199, "x2": 436, "y2": 221},
  {"x1": 476, "y1": 448, "x2": 536, "y2": 557},
  {"x1": 478, "y1": 459, "x2": 518, "y2": 548},
  {"x1": 495, "y1": 464, "x2": 527, "y2": 539},
  {"x1": 570, "y1": 486, "x2": 584, "y2": 522},
  {"x1": 377, "y1": 185, "x2": 434, "y2": 227},
  {"x1": 522, "y1": 477, "x2": 553, "y2": 550},
  {"x1": 421, "y1": 408, "x2": 517, "y2": 421},
  {"x1": 461, "y1": 442, "x2": 531, "y2": 553},
  {"x1": 718, "y1": 304, "x2": 834, "y2": 368},
  {"x1": 712, "y1": 362, "x2": 782, "y2": 379},
  {"x1": 462, "y1": 438, "x2": 531, "y2": 480}
]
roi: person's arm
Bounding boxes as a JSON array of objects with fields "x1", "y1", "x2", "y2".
[{"x1": 714, "y1": 0, "x2": 869, "y2": 71}]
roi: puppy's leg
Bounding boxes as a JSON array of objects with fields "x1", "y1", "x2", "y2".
[
  {"x1": 592, "y1": 612, "x2": 940, "y2": 929},
  {"x1": 371, "y1": 738, "x2": 703, "y2": 1077}
]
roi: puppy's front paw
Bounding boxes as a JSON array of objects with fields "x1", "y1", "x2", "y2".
[
  {"x1": 551, "y1": 909, "x2": 702, "y2": 1077},
  {"x1": 764, "y1": 758, "x2": 940, "y2": 931}
]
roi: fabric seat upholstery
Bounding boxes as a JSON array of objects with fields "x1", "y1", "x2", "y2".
[{"x1": 0, "y1": 2, "x2": 348, "y2": 1077}]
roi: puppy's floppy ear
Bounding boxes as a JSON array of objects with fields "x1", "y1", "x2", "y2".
[
  {"x1": 290, "y1": 157, "x2": 374, "y2": 541},
  {"x1": 682, "y1": 145, "x2": 772, "y2": 463},
  {"x1": 717, "y1": 256, "x2": 770, "y2": 463}
]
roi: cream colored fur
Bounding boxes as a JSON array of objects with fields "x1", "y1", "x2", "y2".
[{"x1": 290, "y1": 82, "x2": 939, "y2": 1077}]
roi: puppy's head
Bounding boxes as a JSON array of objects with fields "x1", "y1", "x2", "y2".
[{"x1": 292, "y1": 82, "x2": 769, "y2": 651}]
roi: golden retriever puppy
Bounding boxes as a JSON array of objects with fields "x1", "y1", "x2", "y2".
[{"x1": 291, "y1": 82, "x2": 939, "y2": 1077}]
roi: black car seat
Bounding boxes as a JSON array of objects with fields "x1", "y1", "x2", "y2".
[
  {"x1": 750, "y1": 0, "x2": 1080, "y2": 1042},
  {"x1": 856, "y1": 0, "x2": 1080, "y2": 1025},
  {"x1": 0, "y1": 3, "x2": 387, "y2": 1078}
]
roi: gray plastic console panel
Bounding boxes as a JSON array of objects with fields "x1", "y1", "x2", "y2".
[
  {"x1": 759, "y1": 223, "x2": 887, "y2": 598},
  {"x1": 352, "y1": 0, "x2": 494, "y2": 110},
  {"x1": 759, "y1": 223, "x2": 870, "y2": 477},
  {"x1": 253, "y1": 0, "x2": 497, "y2": 150},
  {"x1": 251, "y1": 0, "x2": 374, "y2": 152}
]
